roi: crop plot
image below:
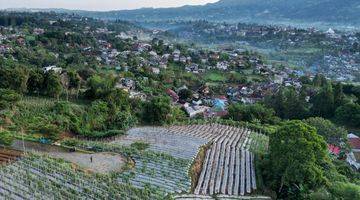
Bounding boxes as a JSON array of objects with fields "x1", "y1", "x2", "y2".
[
  {"x1": 115, "y1": 124, "x2": 268, "y2": 197},
  {"x1": 118, "y1": 155, "x2": 191, "y2": 194},
  {"x1": 0, "y1": 124, "x2": 268, "y2": 199},
  {"x1": 0, "y1": 154, "x2": 166, "y2": 200}
]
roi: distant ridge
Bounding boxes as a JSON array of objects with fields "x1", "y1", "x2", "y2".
[{"x1": 3, "y1": 0, "x2": 360, "y2": 28}]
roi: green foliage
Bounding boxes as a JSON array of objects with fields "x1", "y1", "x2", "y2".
[
  {"x1": 268, "y1": 120, "x2": 330, "y2": 198},
  {"x1": 265, "y1": 87, "x2": 309, "y2": 120},
  {"x1": 0, "y1": 130, "x2": 14, "y2": 146},
  {"x1": 228, "y1": 103, "x2": 278, "y2": 124},
  {"x1": 333, "y1": 159, "x2": 360, "y2": 183},
  {"x1": 309, "y1": 187, "x2": 332, "y2": 200},
  {"x1": 0, "y1": 67, "x2": 29, "y2": 93},
  {"x1": 33, "y1": 123, "x2": 61, "y2": 140},
  {"x1": 313, "y1": 74, "x2": 328, "y2": 87},
  {"x1": 333, "y1": 82, "x2": 347, "y2": 109},
  {"x1": 85, "y1": 74, "x2": 116, "y2": 100},
  {"x1": 178, "y1": 89, "x2": 193, "y2": 101},
  {"x1": 335, "y1": 102, "x2": 360, "y2": 127},
  {"x1": 303, "y1": 117, "x2": 347, "y2": 145},
  {"x1": 143, "y1": 96, "x2": 172, "y2": 125},
  {"x1": 329, "y1": 182, "x2": 360, "y2": 200},
  {"x1": 130, "y1": 141, "x2": 150, "y2": 151},
  {"x1": 0, "y1": 89, "x2": 21, "y2": 110},
  {"x1": 27, "y1": 68, "x2": 45, "y2": 95},
  {"x1": 43, "y1": 72, "x2": 63, "y2": 98},
  {"x1": 311, "y1": 82, "x2": 335, "y2": 118}
]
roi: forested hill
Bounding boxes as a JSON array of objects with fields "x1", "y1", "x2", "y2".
[{"x1": 65, "y1": 0, "x2": 360, "y2": 27}]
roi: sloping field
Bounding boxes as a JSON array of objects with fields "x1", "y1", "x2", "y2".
[
  {"x1": 0, "y1": 154, "x2": 166, "y2": 200},
  {"x1": 174, "y1": 194, "x2": 271, "y2": 200},
  {"x1": 0, "y1": 124, "x2": 267, "y2": 199},
  {"x1": 11, "y1": 140, "x2": 126, "y2": 174},
  {"x1": 118, "y1": 155, "x2": 191, "y2": 193},
  {"x1": 116, "y1": 124, "x2": 266, "y2": 197},
  {"x1": 112, "y1": 127, "x2": 208, "y2": 159}
]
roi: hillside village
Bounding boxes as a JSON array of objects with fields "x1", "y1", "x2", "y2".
[
  {"x1": 157, "y1": 21, "x2": 360, "y2": 83},
  {"x1": 0, "y1": 11, "x2": 360, "y2": 200}
]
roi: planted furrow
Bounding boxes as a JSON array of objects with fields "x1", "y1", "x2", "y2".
[
  {"x1": 194, "y1": 148, "x2": 212, "y2": 195},
  {"x1": 246, "y1": 150, "x2": 252, "y2": 194}
]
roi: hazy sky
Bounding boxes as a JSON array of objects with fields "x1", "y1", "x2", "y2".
[{"x1": 0, "y1": 0, "x2": 219, "y2": 11}]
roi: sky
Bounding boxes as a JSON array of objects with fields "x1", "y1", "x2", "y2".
[{"x1": 0, "y1": 0, "x2": 219, "y2": 11}]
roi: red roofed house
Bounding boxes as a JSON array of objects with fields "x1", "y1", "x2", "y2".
[
  {"x1": 166, "y1": 89, "x2": 179, "y2": 103},
  {"x1": 346, "y1": 133, "x2": 360, "y2": 170}
]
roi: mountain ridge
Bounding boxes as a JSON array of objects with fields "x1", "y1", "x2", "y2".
[{"x1": 3, "y1": 0, "x2": 360, "y2": 28}]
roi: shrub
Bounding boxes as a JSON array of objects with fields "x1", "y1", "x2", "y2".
[
  {"x1": 309, "y1": 188, "x2": 332, "y2": 200},
  {"x1": 0, "y1": 130, "x2": 14, "y2": 146},
  {"x1": 0, "y1": 89, "x2": 21, "y2": 110},
  {"x1": 228, "y1": 103, "x2": 278, "y2": 124},
  {"x1": 329, "y1": 182, "x2": 360, "y2": 200},
  {"x1": 335, "y1": 102, "x2": 360, "y2": 127},
  {"x1": 303, "y1": 117, "x2": 347, "y2": 145},
  {"x1": 130, "y1": 141, "x2": 150, "y2": 151}
]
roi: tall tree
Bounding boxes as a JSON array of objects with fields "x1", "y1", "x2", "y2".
[
  {"x1": 44, "y1": 72, "x2": 63, "y2": 99},
  {"x1": 313, "y1": 74, "x2": 328, "y2": 87},
  {"x1": 0, "y1": 67, "x2": 29, "y2": 93},
  {"x1": 269, "y1": 120, "x2": 329, "y2": 198},
  {"x1": 333, "y1": 83, "x2": 347, "y2": 109},
  {"x1": 143, "y1": 96, "x2": 172, "y2": 125},
  {"x1": 335, "y1": 102, "x2": 360, "y2": 127},
  {"x1": 27, "y1": 69, "x2": 44, "y2": 95},
  {"x1": 304, "y1": 117, "x2": 347, "y2": 145},
  {"x1": 312, "y1": 83, "x2": 335, "y2": 118}
]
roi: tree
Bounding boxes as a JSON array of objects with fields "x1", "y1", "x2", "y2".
[
  {"x1": 67, "y1": 70, "x2": 81, "y2": 97},
  {"x1": 143, "y1": 96, "x2": 172, "y2": 125},
  {"x1": 299, "y1": 76, "x2": 312, "y2": 85},
  {"x1": 283, "y1": 87, "x2": 309, "y2": 119},
  {"x1": 0, "y1": 130, "x2": 14, "y2": 146},
  {"x1": 313, "y1": 73, "x2": 327, "y2": 87},
  {"x1": 304, "y1": 117, "x2": 347, "y2": 145},
  {"x1": 311, "y1": 83, "x2": 335, "y2": 118},
  {"x1": 265, "y1": 88, "x2": 286, "y2": 118},
  {"x1": 228, "y1": 103, "x2": 277, "y2": 124},
  {"x1": 0, "y1": 89, "x2": 21, "y2": 110},
  {"x1": 0, "y1": 67, "x2": 29, "y2": 93},
  {"x1": 44, "y1": 72, "x2": 63, "y2": 99},
  {"x1": 269, "y1": 120, "x2": 329, "y2": 198},
  {"x1": 335, "y1": 102, "x2": 360, "y2": 127},
  {"x1": 265, "y1": 87, "x2": 309, "y2": 120},
  {"x1": 329, "y1": 182, "x2": 360, "y2": 200},
  {"x1": 27, "y1": 69, "x2": 44, "y2": 95},
  {"x1": 333, "y1": 83, "x2": 347, "y2": 109},
  {"x1": 85, "y1": 74, "x2": 116, "y2": 100},
  {"x1": 178, "y1": 89, "x2": 193, "y2": 102}
]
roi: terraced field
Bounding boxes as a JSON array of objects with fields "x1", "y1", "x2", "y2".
[
  {"x1": 118, "y1": 156, "x2": 191, "y2": 193},
  {"x1": 112, "y1": 127, "x2": 208, "y2": 159},
  {"x1": 0, "y1": 154, "x2": 166, "y2": 200},
  {"x1": 0, "y1": 124, "x2": 268, "y2": 199},
  {"x1": 117, "y1": 124, "x2": 266, "y2": 197}
]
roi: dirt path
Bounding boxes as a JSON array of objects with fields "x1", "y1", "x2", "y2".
[{"x1": 11, "y1": 140, "x2": 125, "y2": 174}]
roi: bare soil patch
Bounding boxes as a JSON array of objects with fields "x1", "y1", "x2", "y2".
[{"x1": 11, "y1": 140, "x2": 125, "y2": 174}]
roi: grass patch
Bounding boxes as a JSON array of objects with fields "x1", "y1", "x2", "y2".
[
  {"x1": 204, "y1": 71, "x2": 226, "y2": 82},
  {"x1": 249, "y1": 132, "x2": 269, "y2": 155}
]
